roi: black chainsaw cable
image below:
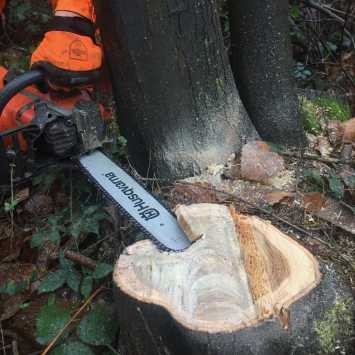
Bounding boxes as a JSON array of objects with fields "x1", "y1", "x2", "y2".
[{"x1": 0, "y1": 69, "x2": 44, "y2": 116}]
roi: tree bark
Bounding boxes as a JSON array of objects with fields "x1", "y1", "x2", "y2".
[
  {"x1": 113, "y1": 204, "x2": 353, "y2": 355},
  {"x1": 93, "y1": 0, "x2": 257, "y2": 181},
  {"x1": 228, "y1": 0, "x2": 305, "y2": 145}
]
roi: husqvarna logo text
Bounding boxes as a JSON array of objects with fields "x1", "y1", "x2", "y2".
[{"x1": 104, "y1": 172, "x2": 160, "y2": 221}]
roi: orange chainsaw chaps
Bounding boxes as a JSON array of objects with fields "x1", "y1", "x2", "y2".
[{"x1": 31, "y1": 31, "x2": 102, "y2": 73}]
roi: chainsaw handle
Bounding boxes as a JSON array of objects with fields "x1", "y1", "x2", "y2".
[{"x1": 0, "y1": 70, "x2": 45, "y2": 116}]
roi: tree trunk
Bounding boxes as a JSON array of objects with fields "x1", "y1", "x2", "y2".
[
  {"x1": 228, "y1": 0, "x2": 305, "y2": 145},
  {"x1": 93, "y1": 0, "x2": 257, "y2": 181},
  {"x1": 113, "y1": 204, "x2": 352, "y2": 355}
]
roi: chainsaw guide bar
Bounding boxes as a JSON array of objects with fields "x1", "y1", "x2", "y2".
[{"x1": 78, "y1": 150, "x2": 192, "y2": 252}]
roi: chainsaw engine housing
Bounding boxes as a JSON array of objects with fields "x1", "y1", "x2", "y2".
[{"x1": 0, "y1": 67, "x2": 107, "y2": 187}]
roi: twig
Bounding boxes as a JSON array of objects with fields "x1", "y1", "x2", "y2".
[
  {"x1": 0, "y1": 322, "x2": 6, "y2": 355},
  {"x1": 106, "y1": 344, "x2": 120, "y2": 354},
  {"x1": 64, "y1": 250, "x2": 97, "y2": 270},
  {"x1": 175, "y1": 182, "x2": 316, "y2": 239},
  {"x1": 40, "y1": 286, "x2": 104, "y2": 355},
  {"x1": 279, "y1": 150, "x2": 346, "y2": 165},
  {"x1": 11, "y1": 341, "x2": 19, "y2": 355},
  {"x1": 340, "y1": 0, "x2": 352, "y2": 51},
  {"x1": 304, "y1": 0, "x2": 355, "y2": 48}
]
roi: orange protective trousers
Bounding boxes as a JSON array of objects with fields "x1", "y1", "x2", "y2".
[{"x1": 0, "y1": 0, "x2": 95, "y2": 21}]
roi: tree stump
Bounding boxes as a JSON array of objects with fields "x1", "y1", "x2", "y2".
[{"x1": 113, "y1": 204, "x2": 352, "y2": 355}]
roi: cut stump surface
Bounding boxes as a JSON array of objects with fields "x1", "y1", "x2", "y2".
[{"x1": 114, "y1": 204, "x2": 352, "y2": 355}]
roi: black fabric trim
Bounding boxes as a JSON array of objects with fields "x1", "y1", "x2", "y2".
[
  {"x1": 31, "y1": 61, "x2": 101, "y2": 90},
  {"x1": 47, "y1": 16, "x2": 95, "y2": 41}
]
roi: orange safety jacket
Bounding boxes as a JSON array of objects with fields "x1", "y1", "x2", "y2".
[{"x1": 0, "y1": 0, "x2": 95, "y2": 21}]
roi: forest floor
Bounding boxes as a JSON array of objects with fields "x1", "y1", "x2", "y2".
[{"x1": 0, "y1": 1, "x2": 354, "y2": 354}]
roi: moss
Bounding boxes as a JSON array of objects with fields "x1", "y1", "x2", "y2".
[
  {"x1": 300, "y1": 96, "x2": 352, "y2": 135},
  {"x1": 315, "y1": 297, "x2": 354, "y2": 355},
  {"x1": 315, "y1": 97, "x2": 351, "y2": 123},
  {"x1": 300, "y1": 97, "x2": 322, "y2": 134}
]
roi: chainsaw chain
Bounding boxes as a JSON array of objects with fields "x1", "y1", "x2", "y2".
[{"x1": 76, "y1": 152, "x2": 174, "y2": 252}]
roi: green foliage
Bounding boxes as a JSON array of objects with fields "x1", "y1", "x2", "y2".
[
  {"x1": 77, "y1": 304, "x2": 118, "y2": 346},
  {"x1": 303, "y1": 168, "x2": 325, "y2": 192},
  {"x1": 303, "y1": 167, "x2": 355, "y2": 213},
  {"x1": 80, "y1": 276, "x2": 94, "y2": 299},
  {"x1": 52, "y1": 341, "x2": 95, "y2": 355},
  {"x1": 300, "y1": 96, "x2": 352, "y2": 134},
  {"x1": 31, "y1": 204, "x2": 107, "y2": 248},
  {"x1": 4, "y1": 199, "x2": 19, "y2": 213},
  {"x1": 93, "y1": 263, "x2": 113, "y2": 280},
  {"x1": 36, "y1": 301, "x2": 71, "y2": 345},
  {"x1": 68, "y1": 205, "x2": 108, "y2": 239},
  {"x1": 327, "y1": 173, "x2": 344, "y2": 200},
  {"x1": 39, "y1": 270, "x2": 67, "y2": 294},
  {"x1": 294, "y1": 62, "x2": 312, "y2": 80},
  {"x1": 38, "y1": 254, "x2": 83, "y2": 294},
  {"x1": 300, "y1": 98, "x2": 322, "y2": 134},
  {"x1": 0, "y1": 280, "x2": 28, "y2": 296},
  {"x1": 314, "y1": 97, "x2": 351, "y2": 122},
  {"x1": 315, "y1": 297, "x2": 354, "y2": 355},
  {"x1": 33, "y1": 169, "x2": 62, "y2": 191},
  {"x1": 31, "y1": 214, "x2": 64, "y2": 248},
  {"x1": 7, "y1": 0, "x2": 51, "y2": 39},
  {"x1": 289, "y1": 4, "x2": 301, "y2": 19},
  {"x1": 110, "y1": 135, "x2": 128, "y2": 160}
]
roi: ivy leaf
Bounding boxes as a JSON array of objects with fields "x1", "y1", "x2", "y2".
[
  {"x1": 0, "y1": 280, "x2": 27, "y2": 296},
  {"x1": 328, "y1": 173, "x2": 344, "y2": 200},
  {"x1": 342, "y1": 175, "x2": 355, "y2": 190},
  {"x1": 93, "y1": 263, "x2": 113, "y2": 280},
  {"x1": 31, "y1": 230, "x2": 46, "y2": 248},
  {"x1": 36, "y1": 302, "x2": 71, "y2": 345},
  {"x1": 52, "y1": 341, "x2": 95, "y2": 355},
  {"x1": 47, "y1": 229, "x2": 61, "y2": 244},
  {"x1": 67, "y1": 270, "x2": 81, "y2": 293},
  {"x1": 304, "y1": 168, "x2": 324, "y2": 191},
  {"x1": 80, "y1": 276, "x2": 93, "y2": 298},
  {"x1": 59, "y1": 252, "x2": 74, "y2": 271},
  {"x1": 77, "y1": 304, "x2": 118, "y2": 346},
  {"x1": 38, "y1": 270, "x2": 67, "y2": 294},
  {"x1": 4, "y1": 199, "x2": 19, "y2": 212}
]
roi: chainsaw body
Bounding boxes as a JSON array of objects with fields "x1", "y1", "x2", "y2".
[
  {"x1": 0, "y1": 67, "x2": 107, "y2": 186},
  {"x1": 0, "y1": 68, "x2": 192, "y2": 251}
]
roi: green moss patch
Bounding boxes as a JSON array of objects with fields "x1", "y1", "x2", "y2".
[{"x1": 315, "y1": 297, "x2": 354, "y2": 355}]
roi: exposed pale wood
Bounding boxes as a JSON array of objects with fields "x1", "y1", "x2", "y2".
[{"x1": 115, "y1": 203, "x2": 321, "y2": 334}]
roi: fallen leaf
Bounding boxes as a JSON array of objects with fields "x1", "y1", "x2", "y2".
[
  {"x1": 0, "y1": 263, "x2": 37, "y2": 322},
  {"x1": 264, "y1": 191, "x2": 295, "y2": 206},
  {"x1": 315, "y1": 136, "x2": 333, "y2": 158},
  {"x1": 327, "y1": 120, "x2": 344, "y2": 147},
  {"x1": 343, "y1": 117, "x2": 355, "y2": 144},
  {"x1": 316, "y1": 198, "x2": 355, "y2": 235},
  {"x1": 302, "y1": 192, "x2": 326, "y2": 213},
  {"x1": 339, "y1": 167, "x2": 355, "y2": 199},
  {"x1": 169, "y1": 182, "x2": 220, "y2": 206},
  {"x1": 240, "y1": 141, "x2": 285, "y2": 185},
  {"x1": 14, "y1": 188, "x2": 30, "y2": 204}
]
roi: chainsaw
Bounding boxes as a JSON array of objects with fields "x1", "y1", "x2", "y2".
[{"x1": 0, "y1": 67, "x2": 191, "y2": 251}]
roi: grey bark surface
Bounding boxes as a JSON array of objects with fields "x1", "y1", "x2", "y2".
[
  {"x1": 228, "y1": 0, "x2": 305, "y2": 145},
  {"x1": 94, "y1": 0, "x2": 257, "y2": 180},
  {"x1": 116, "y1": 264, "x2": 351, "y2": 355}
]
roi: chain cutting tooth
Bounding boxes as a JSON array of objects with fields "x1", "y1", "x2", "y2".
[{"x1": 77, "y1": 155, "x2": 175, "y2": 252}]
